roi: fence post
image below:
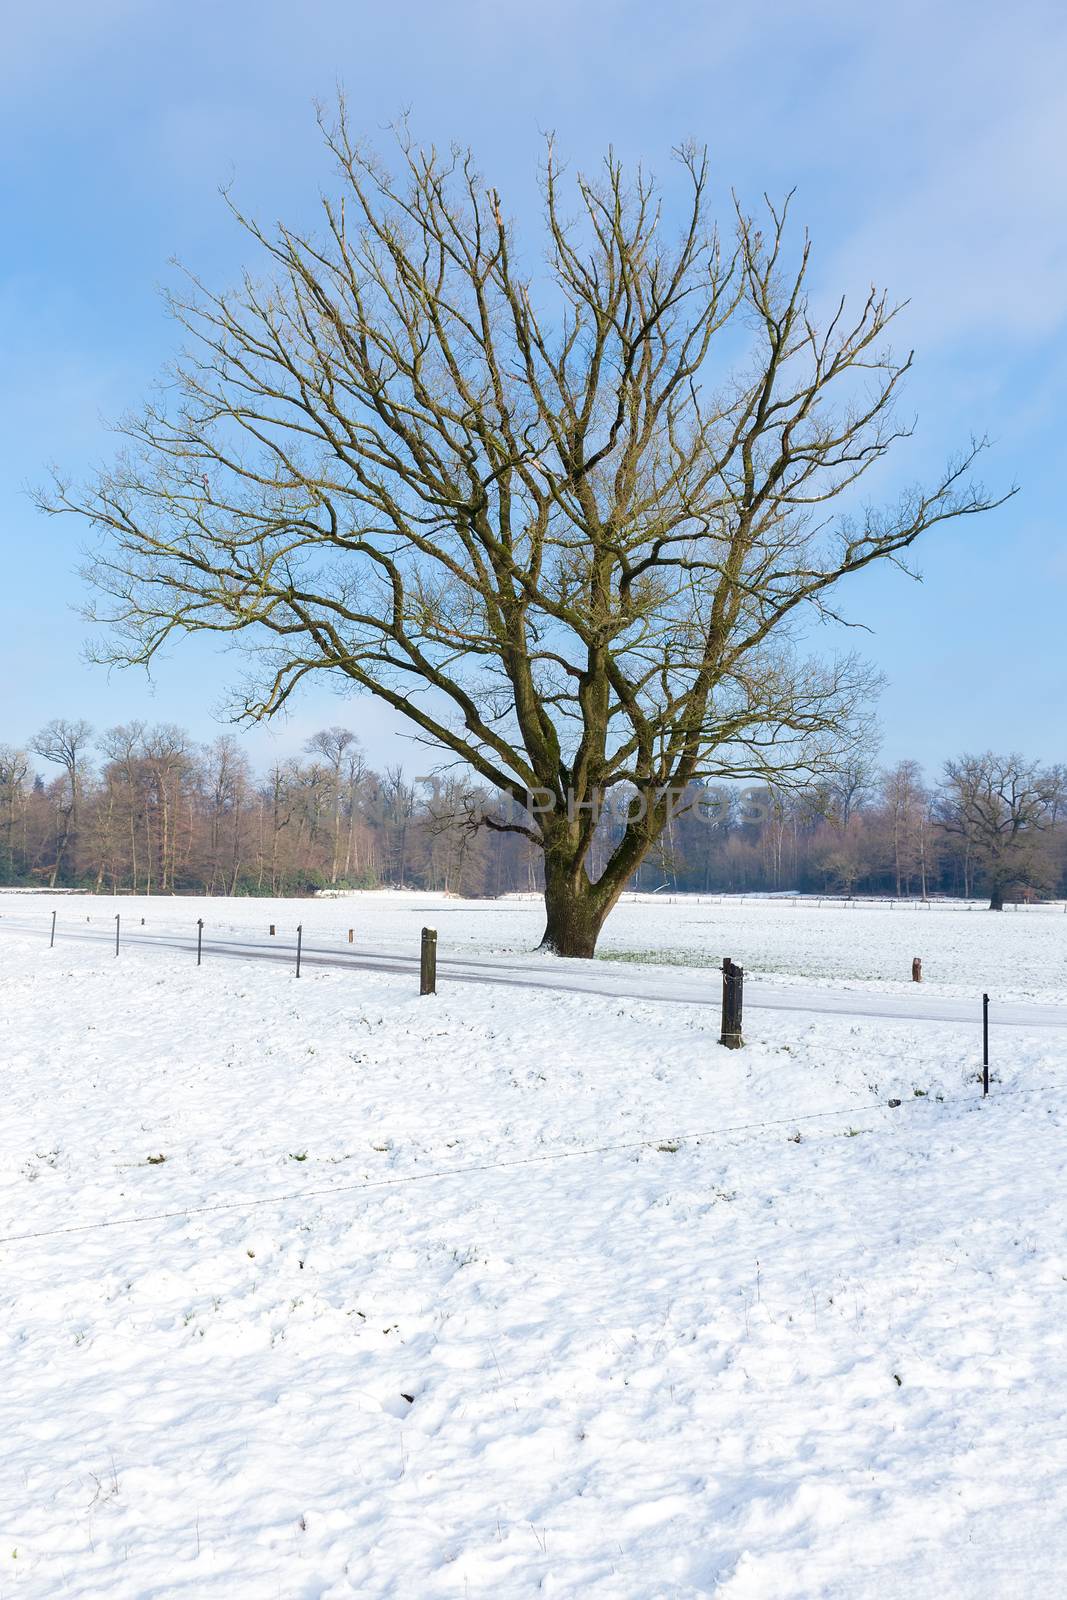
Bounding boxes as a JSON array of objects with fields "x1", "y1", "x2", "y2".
[
  {"x1": 197, "y1": 918, "x2": 204, "y2": 967},
  {"x1": 114, "y1": 914, "x2": 121, "y2": 958},
  {"x1": 296, "y1": 924, "x2": 303, "y2": 979},
  {"x1": 719, "y1": 957, "x2": 744, "y2": 1048},
  {"x1": 912, "y1": 957, "x2": 922, "y2": 983},
  {"x1": 348, "y1": 928, "x2": 354, "y2": 944},
  {"x1": 50, "y1": 909, "x2": 56, "y2": 949},
  {"x1": 982, "y1": 993, "x2": 989, "y2": 1096},
  {"x1": 269, "y1": 924, "x2": 276, "y2": 937},
  {"x1": 420, "y1": 927, "x2": 437, "y2": 995}
]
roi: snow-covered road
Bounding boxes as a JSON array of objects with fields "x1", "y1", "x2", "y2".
[{"x1": 3, "y1": 912, "x2": 1066, "y2": 1031}]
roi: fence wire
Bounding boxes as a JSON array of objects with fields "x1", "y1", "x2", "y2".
[{"x1": 0, "y1": 1082, "x2": 1043, "y2": 1251}]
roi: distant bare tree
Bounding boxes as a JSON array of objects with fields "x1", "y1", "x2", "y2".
[
  {"x1": 31, "y1": 719, "x2": 94, "y2": 885},
  {"x1": 141, "y1": 724, "x2": 191, "y2": 891},
  {"x1": 340, "y1": 742, "x2": 370, "y2": 881},
  {"x1": 202, "y1": 735, "x2": 252, "y2": 893},
  {"x1": 420, "y1": 773, "x2": 492, "y2": 894},
  {"x1": 383, "y1": 765, "x2": 418, "y2": 885},
  {"x1": 99, "y1": 723, "x2": 147, "y2": 889},
  {"x1": 259, "y1": 757, "x2": 299, "y2": 893},
  {"x1": 829, "y1": 747, "x2": 881, "y2": 828},
  {"x1": 938, "y1": 753, "x2": 1060, "y2": 909},
  {"x1": 803, "y1": 743, "x2": 881, "y2": 853},
  {"x1": 305, "y1": 726, "x2": 359, "y2": 883},
  {"x1": 0, "y1": 745, "x2": 30, "y2": 879},
  {"x1": 881, "y1": 760, "x2": 927, "y2": 897},
  {"x1": 45, "y1": 108, "x2": 1009, "y2": 949},
  {"x1": 817, "y1": 815, "x2": 875, "y2": 897}
]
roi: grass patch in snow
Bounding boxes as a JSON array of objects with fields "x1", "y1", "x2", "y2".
[{"x1": 597, "y1": 946, "x2": 714, "y2": 968}]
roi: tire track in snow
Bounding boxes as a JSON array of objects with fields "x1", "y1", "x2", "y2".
[{"x1": 3, "y1": 916, "x2": 1067, "y2": 1029}]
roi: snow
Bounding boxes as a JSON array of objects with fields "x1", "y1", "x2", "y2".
[
  {"x1": 2, "y1": 891, "x2": 1066, "y2": 1596},
  {"x1": 8, "y1": 886, "x2": 1067, "y2": 1001}
]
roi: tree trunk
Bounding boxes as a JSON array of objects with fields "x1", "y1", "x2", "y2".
[
  {"x1": 536, "y1": 832, "x2": 641, "y2": 957},
  {"x1": 989, "y1": 882, "x2": 1005, "y2": 910},
  {"x1": 540, "y1": 793, "x2": 692, "y2": 955},
  {"x1": 538, "y1": 871, "x2": 609, "y2": 957}
]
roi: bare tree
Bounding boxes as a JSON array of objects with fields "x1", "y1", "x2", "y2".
[
  {"x1": 383, "y1": 764, "x2": 418, "y2": 885},
  {"x1": 31, "y1": 719, "x2": 94, "y2": 886},
  {"x1": 140, "y1": 724, "x2": 191, "y2": 892},
  {"x1": 260, "y1": 757, "x2": 299, "y2": 893},
  {"x1": 828, "y1": 746, "x2": 881, "y2": 828},
  {"x1": 938, "y1": 753, "x2": 1060, "y2": 909},
  {"x1": 881, "y1": 759, "x2": 927, "y2": 898},
  {"x1": 341, "y1": 742, "x2": 370, "y2": 881},
  {"x1": 420, "y1": 773, "x2": 491, "y2": 894},
  {"x1": 202, "y1": 735, "x2": 252, "y2": 893},
  {"x1": 802, "y1": 739, "x2": 881, "y2": 891},
  {"x1": 816, "y1": 814, "x2": 875, "y2": 897},
  {"x1": 99, "y1": 723, "x2": 147, "y2": 889},
  {"x1": 305, "y1": 726, "x2": 359, "y2": 883},
  {"x1": 0, "y1": 746, "x2": 30, "y2": 879},
  {"x1": 46, "y1": 108, "x2": 1009, "y2": 953}
]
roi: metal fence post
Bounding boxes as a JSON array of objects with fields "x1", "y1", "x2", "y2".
[
  {"x1": 50, "y1": 909, "x2": 56, "y2": 949},
  {"x1": 420, "y1": 927, "x2": 437, "y2": 995},
  {"x1": 197, "y1": 918, "x2": 204, "y2": 967},
  {"x1": 114, "y1": 913, "x2": 120, "y2": 958},
  {"x1": 296, "y1": 924, "x2": 303, "y2": 979},
  {"x1": 982, "y1": 993, "x2": 989, "y2": 1096},
  {"x1": 719, "y1": 957, "x2": 744, "y2": 1048}
]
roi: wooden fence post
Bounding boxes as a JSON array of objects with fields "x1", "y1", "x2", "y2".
[
  {"x1": 420, "y1": 927, "x2": 437, "y2": 995},
  {"x1": 719, "y1": 957, "x2": 743, "y2": 1048},
  {"x1": 912, "y1": 956, "x2": 922, "y2": 983}
]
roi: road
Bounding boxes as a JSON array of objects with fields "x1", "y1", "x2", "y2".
[{"x1": 4, "y1": 914, "x2": 1067, "y2": 1031}]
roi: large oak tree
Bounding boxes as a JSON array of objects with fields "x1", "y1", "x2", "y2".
[
  {"x1": 939, "y1": 753, "x2": 1064, "y2": 908},
  {"x1": 47, "y1": 107, "x2": 1007, "y2": 953}
]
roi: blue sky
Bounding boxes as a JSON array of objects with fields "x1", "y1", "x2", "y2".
[{"x1": 3, "y1": 0, "x2": 1065, "y2": 778}]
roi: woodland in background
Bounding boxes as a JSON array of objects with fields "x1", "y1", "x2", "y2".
[{"x1": 1, "y1": 721, "x2": 1065, "y2": 906}]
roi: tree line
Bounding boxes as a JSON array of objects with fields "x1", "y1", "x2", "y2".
[{"x1": 1, "y1": 721, "x2": 1063, "y2": 907}]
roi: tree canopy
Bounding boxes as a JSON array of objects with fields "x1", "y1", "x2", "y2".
[{"x1": 45, "y1": 106, "x2": 1009, "y2": 951}]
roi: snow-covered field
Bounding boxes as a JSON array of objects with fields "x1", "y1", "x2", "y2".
[
  {"x1": 5, "y1": 886, "x2": 1067, "y2": 1001},
  {"x1": 2, "y1": 891, "x2": 1066, "y2": 1597}
]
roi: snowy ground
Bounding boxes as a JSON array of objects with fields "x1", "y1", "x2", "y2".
[
  {"x1": 1, "y1": 892, "x2": 1066, "y2": 1597},
  {"x1": 4, "y1": 886, "x2": 1067, "y2": 1001}
]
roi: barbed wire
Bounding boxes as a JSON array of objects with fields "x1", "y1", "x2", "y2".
[
  {"x1": 0, "y1": 1082, "x2": 1041, "y2": 1251},
  {"x1": 0, "y1": 907, "x2": 1058, "y2": 1251}
]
